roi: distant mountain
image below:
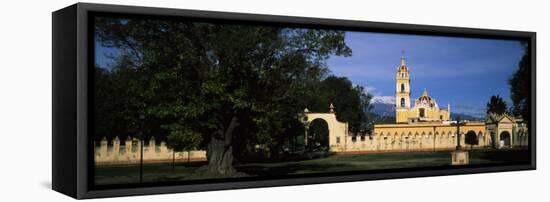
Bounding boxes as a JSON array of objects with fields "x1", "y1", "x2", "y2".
[
  {"x1": 371, "y1": 102, "x2": 395, "y2": 117},
  {"x1": 366, "y1": 112, "x2": 395, "y2": 124},
  {"x1": 370, "y1": 96, "x2": 395, "y2": 117}
]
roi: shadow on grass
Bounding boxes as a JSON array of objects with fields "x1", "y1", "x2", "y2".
[
  {"x1": 94, "y1": 149, "x2": 530, "y2": 185},
  {"x1": 236, "y1": 162, "x2": 353, "y2": 176},
  {"x1": 469, "y1": 149, "x2": 529, "y2": 163}
]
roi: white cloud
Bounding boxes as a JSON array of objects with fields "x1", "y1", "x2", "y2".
[{"x1": 362, "y1": 85, "x2": 377, "y2": 94}]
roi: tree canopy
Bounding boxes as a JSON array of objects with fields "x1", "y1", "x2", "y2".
[
  {"x1": 93, "y1": 16, "x2": 373, "y2": 176},
  {"x1": 509, "y1": 42, "x2": 530, "y2": 123},
  {"x1": 486, "y1": 95, "x2": 507, "y2": 115}
]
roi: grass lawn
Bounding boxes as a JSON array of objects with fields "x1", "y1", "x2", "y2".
[{"x1": 95, "y1": 149, "x2": 529, "y2": 185}]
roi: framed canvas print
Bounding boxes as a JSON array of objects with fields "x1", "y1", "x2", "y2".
[{"x1": 52, "y1": 3, "x2": 536, "y2": 199}]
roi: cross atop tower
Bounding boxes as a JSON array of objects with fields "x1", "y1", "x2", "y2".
[{"x1": 401, "y1": 50, "x2": 406, "y2": 66}]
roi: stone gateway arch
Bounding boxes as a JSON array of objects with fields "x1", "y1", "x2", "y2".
[{"x1": 302, "y1": 104, "x2": 349, "y2": 152}]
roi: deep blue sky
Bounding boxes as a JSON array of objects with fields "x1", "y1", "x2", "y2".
[
  {"x1": 96, "y1": 31, "x2": 525, "y2": 117},
  {"x1": 327, "y1": 32, "x2": 524, "y2": 117}
]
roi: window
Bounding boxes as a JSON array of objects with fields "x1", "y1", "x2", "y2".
[
  {"x1": 400, "y1": 83, "x2": 405, "y2": 92},
  {"x1": 440, "y1": 115, "x2": 443, "y2": 120},
  {"x1": 400, "y1": 98, "x2": 405, "y2": 107},
  {"x1": 419, "y1": 108, "x2": 425, "y2": 117},
  {"x1": 336, "y1": 137, "x2": 341, "y2": 144}
]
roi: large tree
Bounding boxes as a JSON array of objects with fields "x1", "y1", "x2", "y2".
[
  {"x1": 94, "y1": 17, "x2": 351, "y2": 176},
  {"x1": 486, "y1": 95, "x2": 508, "y2": 115},
  {"x1": 509, "y1": 42, "x2": 530, "y2": 123}
]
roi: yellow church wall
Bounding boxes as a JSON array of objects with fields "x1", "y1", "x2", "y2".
[
  {"x1": 396, "y1": 108, "x2": 449, "y2": 123},
  {"x1": 342, "y1": 122, "x2": 488, "y2": 153},
  {"x1": 396, "y1": 110, "x2": 415, "y2": 123},
  {"x1": 422, "y1": 108, "x2": 449, "y2": 120}
]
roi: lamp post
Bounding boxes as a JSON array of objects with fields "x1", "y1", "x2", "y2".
[
  {"x1": 449, "y1": 115, "x2": 469, "y2": 165},
  {"x1": 302, "y1": 108, "x2": 309, "y2": 150},
  {"x1": 451, "y1": 116, "x2": 466, "y2": 151},
  {"x1": 139, "y1": 113, "x2": 145, "y2": 183},
  {"x1": 433, "y1": 126, "x2": 436, "y2": 152}
]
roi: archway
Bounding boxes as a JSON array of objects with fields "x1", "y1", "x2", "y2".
[
  {"x1": 302, "y1": 110, "x2": 348, "y2": 152},
  {"x1": 499, "y1": 131, "x2": 511, "y2": 148},
  {"x1": 307, "y1": 119, "x2": 329, "y2": 151},
  {"x1": 465, "y1": 130, "x2": 478, "y2": 149}
]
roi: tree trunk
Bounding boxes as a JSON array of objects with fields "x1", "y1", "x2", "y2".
[{"x1": 206, "y1": 116, "x2": 239, "y2": 176}]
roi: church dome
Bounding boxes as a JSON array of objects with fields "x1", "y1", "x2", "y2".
[{"x1": 415, "y1": 89, "x2": 438, "y2": 108}]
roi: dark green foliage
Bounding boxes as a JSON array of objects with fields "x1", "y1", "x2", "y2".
[
  {"x1": 94, "y1": 17, "x2": 361, "y2": 174},
  {"x1": 304, "y1": 76, "x2": 373, "y2": 135},
  {"x1": 366, "y1": 112, "x2": 395, "y2": 127},
  {"x1": 166, "y1": 126, "x2": 202, "y2": 152},
  {"x1": 486, "y1": 95, "x2": 507, "y2": 115},
  {"x1": 94, "y1": 55, "x2": 164, "y2": 142},
  {"x1": 508, "y1": 42, "x2": 530, "y2": 123}
]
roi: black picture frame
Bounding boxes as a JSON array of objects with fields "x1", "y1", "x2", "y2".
[{"x1": 52, "y1": 3, "x2": 536, "y2": 199}]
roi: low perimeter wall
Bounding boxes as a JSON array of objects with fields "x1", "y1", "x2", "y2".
[{"x1": 95, "y1": 137, "x2": 206, "y2": 166}]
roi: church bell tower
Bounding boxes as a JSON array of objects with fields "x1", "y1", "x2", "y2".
[{"x1": 395, "y1": 55, "x2": 411, "y2": 122}]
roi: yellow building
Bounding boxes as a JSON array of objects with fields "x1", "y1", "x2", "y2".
[
  {"x1": 395, "y1": 56, "x2": 450, "y2": 123},
  {"x1": 300, "y1": 56, "x2": 528, "y2": 153}
]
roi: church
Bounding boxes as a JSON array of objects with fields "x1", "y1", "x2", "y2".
[
  {"x1": 301, "y1": 56, "x2": 529, "y2": 153},
  {"x1": 395, "y1": 56, "x2": 450, "y2": 123}
]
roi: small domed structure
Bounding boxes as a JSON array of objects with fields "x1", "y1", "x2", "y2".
[{"x1": 415, "y1": 88, "x2": 438, "y2": 109}]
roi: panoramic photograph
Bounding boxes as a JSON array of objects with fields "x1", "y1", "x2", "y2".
[{"x1": 92, "y1": 16, "x2": 530, "y2": 186}]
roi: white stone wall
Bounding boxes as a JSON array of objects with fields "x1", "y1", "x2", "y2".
[
  {"x1": 342, "y1": 132, "x2": 485, "y2": 153},
  {"x1": 94, "y1": 137, "x2": 206, "y2": 166}
]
